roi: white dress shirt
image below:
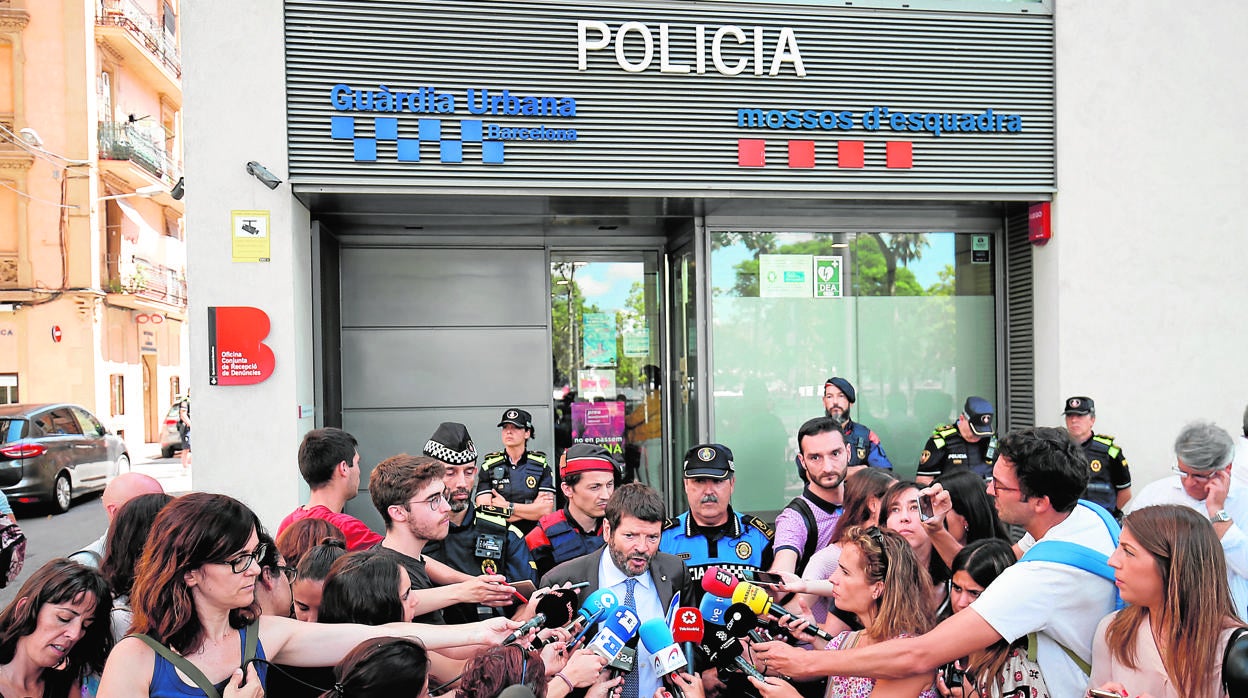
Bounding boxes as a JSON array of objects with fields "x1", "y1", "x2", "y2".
[{"x1": 599, "y1": 551, "x2": 665, "y2": 698}]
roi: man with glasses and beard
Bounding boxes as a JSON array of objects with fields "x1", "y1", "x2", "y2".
[
  {"x1": 421, "y1": 423, "x2": 538, "y2": 624},
  {"x1": 370, "y1": 453, "x2": 518, "y2": 626},
  {"x1": 819, "y1": 377, "x2": 891, "y2": 472},
  {"x1": 541, "y1": 483, "x2": 692, "y2": 698},
  {"x1": 771, "y1": 417, "x2": 850, "y2": 576},
  {"x1": 660, "y1": 443, "x2": 773, "y2": 601},
  {"x1": 1125, "y1": 420, "x2": 1248, "y2": 618}
]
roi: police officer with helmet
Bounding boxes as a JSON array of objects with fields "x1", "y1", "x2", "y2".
[
  {"x1": 660, "y1": 443, "x2": 773, "y2": 601},
  {"x1": 476, "y1": 408, "x2": 555, "y2": 535},
  {"x1": 1063, "y1": 396, "x2": 1132, "y2": 516},
  {"x1": 916, "y1": 396, "x2": 999, "y2": 485},
  {"x1": 421, "y1": 421, "x2": 536, "y2": 624}
]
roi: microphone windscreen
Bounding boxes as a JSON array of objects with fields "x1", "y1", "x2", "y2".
[
  {"x1": 698, "y1": 593, "x2": 734, "y2": 627},
  {"x1": 723, "y1": 603, "x2": 758, "y2": 639},
  {"x1": 588, "y1": 607, "x2": 641, "y2": 660},
  {"x1": 671, "y1": 607, "x2": 704, "y2": 643},
  {"x1": 700, "y1": 566, "x2": 739, "y2": 597},
  {"x1": 731, "y1": 582, "x2": 771, "y2": 615},
  {"x1": 536, "y1": 590, "x2": 575, "y2": 626},
  {"x1": 579, "y1": 588, "x2": 621, "y2": 620},
  {"x1": 637, "y1": 618, "x2": 678, "y2": 652}
]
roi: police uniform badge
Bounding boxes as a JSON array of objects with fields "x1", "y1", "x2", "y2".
[
  {"x1": 697, "y1": 447, "x2": 716, "y2": 462},
  {"x1": 481, "y1": 559, "x2": 498, "y2": 575},
  {"x1": 857, "y1": 448, "x2": 867, "y2": 461},
  {"x1": 920, "y1": 450, "x2": 931, "y2": 464},
  {"x1": 1090, "y1": 459, "x2": 1103, "y2": 473},
  {"x1": 735, "y1": 541, "x2": 752, "y2": 559},
  {"x1": 506, "y1": 410, "x2": 519, "y2": 420},
  {"x1": 526, "y1": 475, "x2": 537, "y2": 488}
]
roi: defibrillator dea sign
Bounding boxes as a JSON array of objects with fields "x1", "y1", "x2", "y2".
[{"x1": 814, "y1": 257, "x2": 844, "y2": 298}]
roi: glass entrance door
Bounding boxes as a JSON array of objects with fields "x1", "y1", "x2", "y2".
[{"x1": 550, "y1": 252, "x2": 663, "y2": 490}]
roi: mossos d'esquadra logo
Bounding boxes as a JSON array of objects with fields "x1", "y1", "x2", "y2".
[{"x1": 328, "y1": 84, "x2": 579, "y2": 164}]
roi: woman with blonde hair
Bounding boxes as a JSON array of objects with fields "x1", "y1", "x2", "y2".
[
  {"x1": 1089, "y1": 504, "x2": 1246, "y2": 698},
  {"x1": 753, "y1": 526, "x2": 938, "y2": 697}
]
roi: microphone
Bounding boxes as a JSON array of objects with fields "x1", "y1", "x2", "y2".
[
  {"x1": 702, "y1": 630, "x2": 767, "y2": 681},
  {"x1": 723, "y1": 603, "x2": 769, "y2": 644},
  {"x1": 700, "y1": 566, "x2": 740, "y2": 599},
  {"x1": 588, "y1": 607, "x2": 641, "y2": 661},
  {"x1": 639, "y1": 619, "x2": 688, "y2": 698},
  {"x1": 670, "y1": 607, "x2": 703, "y2": 669},
  {"x1": 502, "y1": 612, "x2": 547, "y2": 645},
  {"x1": 567, "y1": 588, "x2": 620, "y2": 633},
  {"x1": 731, "y1": 581, "x2": 834, "y2": 642},
  {"x1": 606, "y1": 643, "x2": 638, "y2": 679},
  {"x1": 536, "y1": 589, "x2": 577, "y2": 627},
  {"x1": 698, "y1": 593, "x2": 734, "y2": 629}
]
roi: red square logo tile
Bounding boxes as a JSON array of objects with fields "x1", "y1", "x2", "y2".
[
  {"x1": 838, "y1": 141, "x2": 865, "y2": 169},
  {"x1": 886, "y1": 141, "x2": 913, "y2": 169},
  {"x1": 788, "y1": 140, "x2": 815, "y2": 168},
  {"x1": 738, "y1": 139, "x2": 766, "y2": 167}
]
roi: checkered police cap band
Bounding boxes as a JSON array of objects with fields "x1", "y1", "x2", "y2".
[{"x1": 423, "y1": 438, "x2": 477, "y2": 465}]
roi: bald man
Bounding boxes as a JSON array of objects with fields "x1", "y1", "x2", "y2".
[{"x1": 67, "y1": 472, "x2": 164, "y2": 567}]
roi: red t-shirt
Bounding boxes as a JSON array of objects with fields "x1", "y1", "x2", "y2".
[{"x1": 276, "y1": 505, "x2": 382, "y2": 551}]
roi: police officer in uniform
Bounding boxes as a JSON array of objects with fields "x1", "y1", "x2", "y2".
[
  {"x1": 661, "y1": 443, "x2": 773, "y2": 601},
  {"x1": 476, "y1": 408, "x2": 555, "y2": 535},
  {"x1": 916, "y1": 396, "x2": 998, "y2": 485},
  {"x1": 524, "y1": 443, "x2": 617, "y2": 578},
  {"x1": 420, "y1": 422, "x2": 535, "y2": 625},
  {"x1": 821, "y1": 377, "x2": 892, "y2": 471},
  {"x1": 1063, "y1": 396, "x2": 1132, "y2": 516}
]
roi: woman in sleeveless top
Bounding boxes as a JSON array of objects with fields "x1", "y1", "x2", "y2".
[
  {"x1": 96, "y1": 493, "x2": 519, "y2": 697},
  {"x1": 752, "y1": 526, "x2": 938, "y2": 697},
  {"x1": 0, "y1": 559, "x2": 111, "y2": 698},
  {"x1": 1090, "y1": 505, "x2": 1246, "y2": 698}
]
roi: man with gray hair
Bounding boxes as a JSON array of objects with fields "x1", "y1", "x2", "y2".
[{"x1": 1125, "y1": 420, "x2": 1248, "y2": 616}]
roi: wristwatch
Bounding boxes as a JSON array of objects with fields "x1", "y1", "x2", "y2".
[{"x1": 1212, "y1": 510, "x2": 1233, "y2": 523}]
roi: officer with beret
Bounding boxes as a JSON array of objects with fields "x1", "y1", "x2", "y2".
[
  {"x1": 421, "y1": 422, "x2": 537, "y2": 624},
  {"x1": 524, "y1": 443, "x2": 617, "y2": 578},
  {"x1": 916, "y1": 396, "x2": 999, "y2": 485},
  {"x1": 1063, "y1": 396, "x2": 1132, "y2": 516},
  {"x1": 821, "y1": 377, "x2": 892, "y2": 472},
  {"x1": 476, "y1": 408, "x2": 555, "y2": 535},
  {"x1": 660, "y1": 443, "x2": 773, "y2": 601}
]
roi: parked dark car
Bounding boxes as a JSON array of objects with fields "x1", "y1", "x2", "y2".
[
  {"x1": 0, "y1": 403, "x2": 130, "y2": 513},
  {"x1": 159, "y1": 399, "x2": 185, "y2": 458}
]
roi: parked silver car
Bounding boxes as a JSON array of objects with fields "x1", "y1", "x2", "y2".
[
  {"x1": 159, "y1": 400, "x2": 185, "y2": 458},
  {"x1": 0, "y1": 403, "x2": 130, "y2": 513}
]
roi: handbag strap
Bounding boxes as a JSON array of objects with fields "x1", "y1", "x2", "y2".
[{"x1": 129, "y1": 619, "x2": 262, "y2": 698}]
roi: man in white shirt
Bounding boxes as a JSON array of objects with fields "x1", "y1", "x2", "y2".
[
  {"x1": 1125, "y1": 420, "x2": 1247, "y2": 617},
  {"x1": 753, "y1": 427, "x2": 1118, "y2": 697}
]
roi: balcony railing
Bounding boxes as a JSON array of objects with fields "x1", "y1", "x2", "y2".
[
  {"x1": 98, "y1": 121, "x2": 182, "y2": 185},
  {"x1": 96, "y1": 0, "x2": 180, "y2": 78},
  {"x1": 108, "y1": 256, "x2": 186, "y2": 308}
]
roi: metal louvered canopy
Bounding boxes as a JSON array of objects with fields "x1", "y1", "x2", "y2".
[{"x1": 285, "y1": 1, "x2": 1054, "y2": 198}]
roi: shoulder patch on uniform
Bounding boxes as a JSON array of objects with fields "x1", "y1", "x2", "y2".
[
  {"x1": 662, "y1": 517, "x2": 680, "y2": 531},
  {"x1": 528, "y1": 451, "x2": 549, "y2": 464},
  {"x1": 481, "y1": 451, "x2": 506, "y2": 465},
  {"x1": 934, "y1": 424, "x2": 958, "y2": 438},
  {"x1": 743, "y1": 515, "x2": 774, "y2": 539},
  {"x1": 1092, "y1": 434, "x2": 1116, "y2": 446}
]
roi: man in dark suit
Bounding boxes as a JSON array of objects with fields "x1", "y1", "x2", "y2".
[{"x1": 541, "y1": 483, "x2": 692, "y2": 698}]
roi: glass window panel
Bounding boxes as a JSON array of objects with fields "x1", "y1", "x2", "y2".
[{"x1": 710, "y1": 231, "x2": 997, "y2": 513}]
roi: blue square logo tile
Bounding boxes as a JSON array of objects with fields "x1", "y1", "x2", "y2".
[
  {"x1": 331, "y1": 116, "x2": 355, "y2": 139},
  {"x1": 375, "y1": 117, "x2": 398, "y2": 140},
  {"x1": 482, "y1": 141, "x2": 505, "y2": 164},
  {"x1": 419, "y1": 119, "x2": 442, "y2": 141},
  {"x1": 397, "y1": 139, "x2": 421, "y2": 162},
  {"x1": 353, "y1": 138, "x2": 377, "y2": 161},
  {"x1": 440, "y1": 140, "x2": 463, "y2": 163},
  {"x1": 460, "y1": 120, "x2": 483, "y2": 142}
]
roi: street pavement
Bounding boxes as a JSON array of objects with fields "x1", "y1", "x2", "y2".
[{"x1": 0, "y1": 444, "x2": 192, "y2": 607}]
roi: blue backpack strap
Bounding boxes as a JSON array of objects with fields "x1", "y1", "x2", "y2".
[{"x1": 1018, "y1": 499, "x2": 1123, "y2": 610}]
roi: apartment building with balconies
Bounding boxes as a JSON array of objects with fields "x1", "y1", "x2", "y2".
[{"x1": 0, "y1": 0, "x2": 186, "y2": 448}]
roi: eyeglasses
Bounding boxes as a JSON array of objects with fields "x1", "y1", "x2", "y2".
[
  {"x1": 408, "y1": 492, "x2": 448, "y2": 511},
  {"x1": 274, "y1": 565, "x2": 297, "y2": 582},
  {"x1": 1172, "y1": 465, "x2": 1223, "y2": 483},
  {"x1": 218, "y1": 543, "x2": 268, "y2": 574},
  {"x1": 987, "y1": 477, "x2": 1021, "y2": 494}
]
